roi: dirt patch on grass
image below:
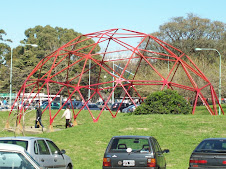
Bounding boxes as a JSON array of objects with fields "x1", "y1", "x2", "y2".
[{"x1": 120, "y1": 127, "x2": 149, "y2": 131}]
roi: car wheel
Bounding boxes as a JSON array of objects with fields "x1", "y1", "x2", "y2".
[{"x1": 66, "y1": 164, "x2": 72, "y2": 169}]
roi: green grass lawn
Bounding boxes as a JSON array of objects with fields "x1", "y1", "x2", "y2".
[{"x1": 1, "y1": 105, "x2": 226, "y2": 169}]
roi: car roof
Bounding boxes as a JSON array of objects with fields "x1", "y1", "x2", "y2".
[
  {"x1": 202, "y1": 138, "x2": 226, "y2": 141},
  {"x1": 0, "y1": 143, "x2": 25, "y2": 152},
  {"x1": 0, "y1": 136, "x2": 49, "y2": 141},
  {"x1": 111, "y1": 135, "x2": 153, "y2": 139}
]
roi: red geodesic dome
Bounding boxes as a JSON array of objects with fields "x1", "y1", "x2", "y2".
[{"x1": 7, "y1": 28, "x2": 224, "y2": 129}]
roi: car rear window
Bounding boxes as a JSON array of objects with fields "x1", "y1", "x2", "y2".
[
  {"x1": 109, "y1": 138, "x2": 150, "y2": 153},
  {"x1": 195, "y1": 139, "x2": 226, "y2": 152},
  {"x1": 0, "y1": 140, "x2": 28, "y2": 150}
]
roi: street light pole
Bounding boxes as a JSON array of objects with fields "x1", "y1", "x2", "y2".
[
  {"x1": 88, "y1": 59, "x2": 91, "y2": 100},
  {"x1": 10, "y1": 48, "x2": 13, "y2": 107},
  {"x1": 112, "y1": 62, "x2": 115, "y2": 104},
  {"x1": 195, "y1": 48, "x2": 222, "y2": 115},
  {"x1": 9, "y1": 44, "x2": 38, "y2": 107}
]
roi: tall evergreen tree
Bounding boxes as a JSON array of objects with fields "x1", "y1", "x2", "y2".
[{"x1": 0, "y1": 29, "x2": 12, "y2": 92}]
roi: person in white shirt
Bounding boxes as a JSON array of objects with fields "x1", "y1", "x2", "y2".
[{"x1": 61, "y1": 106, "x2": 72, "y2": 128}]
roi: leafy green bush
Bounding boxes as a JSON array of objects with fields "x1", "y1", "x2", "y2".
[{"x1": 134, "y1": 89, "x2": 192, "y2": 115}]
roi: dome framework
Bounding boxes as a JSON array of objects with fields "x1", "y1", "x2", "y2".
[{"x1": 7, "y1": 28, "x2": 224, "y2": 129}]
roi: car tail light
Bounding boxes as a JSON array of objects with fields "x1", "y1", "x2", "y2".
[
  {"x1": 190, "y1": 160, "x2": 207, "y2": 164},
  {"x1": 223, "y1": 161, "x2": 226, "y2": 164},
  {"x1": 103, "y1": 157, "x2": 111, "y2": 167},
  {"x1": 147, "y1": 158, "x2": 156, "y2": 167},
  {"x1": 189, "y1": 159, "x2": 207, "y2": 167}
]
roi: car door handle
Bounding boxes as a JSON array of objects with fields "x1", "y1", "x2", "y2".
[
  {"x1": 41, "y1": 159, "x2": 44, "y2": 162},
  {"x1": 54, "y1": 159, "x2": 57, "y2": 162}
]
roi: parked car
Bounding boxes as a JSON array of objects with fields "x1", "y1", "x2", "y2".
[
  {"x1": 103, "y1": 135, "x2": 169, "y2": 168},
  {"x1": 23, "y1": 102, "x2": 35, "y2": 110},
  {"x1": 70, "y1": 101, "x2": 83, "y2": 109},
  {"x1": 111, "y1": 103, "x2": 129, "y2": 112},
  {"x1": 97, "y1": 102, "x2": 112, "y2": 110},
  {"x1": 188, "y1": 138, "x2": 226, "y2": 169},
  {"x1": 83, "y1": 103, "x2": 100, "y2": 110},
  {"x1": 0, "y1": 143, "x2": 44, "y2": 169},
  {"x1": 0, "y1": 137, "x2": 73, "y2": 169},
  {"x1": 122, "y1": 104, "x2": 139, "y2": 113},
  {"x1": 40, "y1": 102, "x2": 61, "y2": 110}
]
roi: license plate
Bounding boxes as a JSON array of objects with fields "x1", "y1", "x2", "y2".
[{"x1": 123, "y1": 160, "x2": 135, "y2": 166}]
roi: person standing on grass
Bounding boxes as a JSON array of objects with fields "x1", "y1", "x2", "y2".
[
  {"x1": 61, "y1": 105, "x2": 72, "y2": 128},
  {"x1": 35, "y1": 106, "x2": 44, "y2": 129}
]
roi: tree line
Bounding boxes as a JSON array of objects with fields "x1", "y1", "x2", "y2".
[{"x1": 0, "y1": 13, "x2": 225, "y2": 100}]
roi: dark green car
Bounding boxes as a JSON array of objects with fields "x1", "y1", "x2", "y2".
[
  {"x1": 189, "y1": 138, "x2": 226, "y2": 169},
  {"x1": 103, "y1": 136, "x2": 169, "y2": 169}
]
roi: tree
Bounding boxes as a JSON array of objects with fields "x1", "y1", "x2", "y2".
[
  {"x1": 0, "y1": 29, "x2": 12, "y2": 93},
  {"x1": 133, "y1": 90, "x2": 191, "y2": 115},
  {"x1": 145, "y1": 13, "x2": 226, "y2": 59},
  {"x1": 138, "y1": 13, "x2": 226, "y2": 98},
  {"x1": 3, "y1": 25, "x2": 101, "y2": 96}
]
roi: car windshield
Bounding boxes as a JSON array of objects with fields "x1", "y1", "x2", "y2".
[
  {"x1": 195, "y1": 139, "x2": 226, "y2": 153},
  {"x1": 0, "y1": 140, "x2": 28, "y2": 150},
  {"x1": 0, "y1": 151, "x2": 36, "y2": 169},
  {"x1": 109, "y1": 138, "x2": 150, "y2": 153}
]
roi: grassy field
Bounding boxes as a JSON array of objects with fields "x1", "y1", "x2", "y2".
[{"x1": 1, "y1": 105, "x2": 226, "y2": 169}]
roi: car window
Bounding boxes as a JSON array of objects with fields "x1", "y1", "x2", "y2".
[
  {"x1": 46, "y1": 140, "x2": 61, "y2": 154},
  {"x1": 89, "y1": 104, "x2": 98, "y2": 108},
  {"x1": 74, "y1": 102, "x2": 81, "y2": 106},
  {"x1": 37, "y1": 140, "x2": 50, "y2": 155},
  {"x1": 109, "y1": 138, "x2": 150, "y2": 153},
  {"x1": 0, "y1": 140, "x2": 28, "y2": 150},
  {"x1": 195, "y1": 139, "x2": 226, "y2": 152},
  {"x1": 155, "y1": 139, "x2": 162, "y2": 152},
  {"x1": 53, "y1": 102, "x2": 59, "y2": 106},
  {"x1": 0, "y1": 151, "x2": 36, "y2": 169},
  {"x1": 152, "y1": 139, "x2": 162, "y2": 153},
  {"x1": 223, "y1": 143, "x2": 226, "y2": 149},
  {"x1": 42, "y1": 102, "x2": 49, "y2": 106}
]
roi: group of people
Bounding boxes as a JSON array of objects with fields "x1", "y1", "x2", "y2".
[
  {"x1": 35, "y1": 105, "x2": 72, "y2": 129},
  {"x1": 0, "y1": 98, "x2": 8, "y2": 108}
]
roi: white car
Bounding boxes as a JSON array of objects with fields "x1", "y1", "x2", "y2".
[
  {"x1": 0, "y1": 137, "x2": 73, "y2": 169},
  {"x1": 122, "y1": 104, "x2": 139, "y2": 113},
  {"x1": 0, "y1": 143, "x2": 44, "y2": 169}
]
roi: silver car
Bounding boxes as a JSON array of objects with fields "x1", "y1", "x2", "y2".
[
  {"x1": 0, "y1": 137, "x2": 73, "y2": 169},
  {"x1": 0, "y1": 143, "x2": 44, "y2": 169}
]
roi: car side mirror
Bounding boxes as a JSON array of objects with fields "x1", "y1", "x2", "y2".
[
  {"x1": 60, "y1": 149, "x2": 66, "y2": 154},
  {"x1": 163, "y1": 149, "x2": 170, "y2": 153}
]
